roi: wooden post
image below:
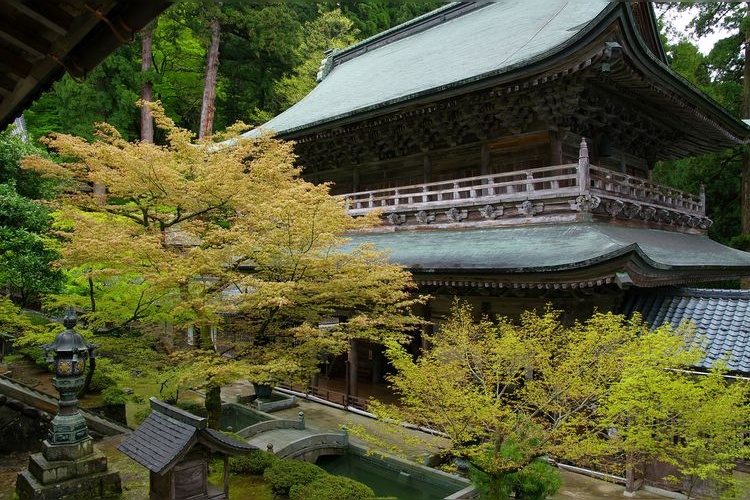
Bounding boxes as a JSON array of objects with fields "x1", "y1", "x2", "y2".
[
  {"x1": 347, "y1": 339, "x2": 359, "y2": 401},
  {"x1": 699, "y1": 183, "x2": 706, "y2": 216},
  {"x1": 578, "y1": 138, "x2": 590, "y2": 196},
  {"x1": 223, "y1": 455, "x2": 229, "y2": 498},
  {"x1": 423, "y1": 154, "x2": 432, "y2": 184}
]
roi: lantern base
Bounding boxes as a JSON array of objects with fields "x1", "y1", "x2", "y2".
[{"x1": 15, "y1": 440, "x2": 121, "y2": 499}]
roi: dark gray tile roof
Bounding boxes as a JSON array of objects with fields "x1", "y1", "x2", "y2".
[
  {"x1": 118, "y1": 398, "x2": 255, "y2": 475},
  {"x1": 118, "y1": 408, "x2": 197, "y2": 474},
  {"x1": 625, "y1": 288, "x2": 750, "y2": 374},
  {"x1": 342, "y1": 223, "x2": 750, "y2": 272}
]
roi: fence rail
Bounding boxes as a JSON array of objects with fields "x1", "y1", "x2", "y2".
[{"x1": 340, "y1": 140, "x2": 705, "y2": 219}]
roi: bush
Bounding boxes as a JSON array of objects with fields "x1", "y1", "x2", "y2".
[
  {"x1": 470, "y1": 457, "x2": 562, "y2": 500},
  {"x1": 230, "y1": 450, "x2": 279, "y2": 475},
  {"x1": 132, "y1": 407, "x2": 151, "y2": 426},
  {"x1": 289, "y1": 475, "x2": 375, "y2": 500},
  {"x1": 263, "y1": 459, "x2": 328, "y2": 496},
  {"x1": 88, "y1": 357, "x2": 118, "y2": 392},
  {"x1": 101, "y1": 386, "x2": 128, "y2": 405},
  {"x1": 176, "y1": 400, "x2": 207, "y2": 417}
]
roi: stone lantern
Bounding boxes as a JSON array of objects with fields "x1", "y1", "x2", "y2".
[
  {"x1": 16, "y1": 309, "x2": 121, "y2": 499},
  {"x1": 43, "y1": 308, "x2": 96, "y2": 450}
]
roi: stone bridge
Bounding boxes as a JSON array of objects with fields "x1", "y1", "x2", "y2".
[{"x1": 242, "y1": 412, "x2": 348, "y2": 462}]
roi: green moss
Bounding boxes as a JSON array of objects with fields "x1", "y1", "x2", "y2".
[{"x1": 208, "y1": 468, "x2": 273, "y2": 499}]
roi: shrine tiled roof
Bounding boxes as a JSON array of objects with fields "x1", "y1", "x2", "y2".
[
  {"x1": 251, "y1": 1, "x2": 611, "y2": 136},
  {"x1": 625, "y1": 288, "x2": 750, "y2": 374},
  {"x1": 344, "y1": 223, "x2": 750, "y2": 275},
  {"x1": 118, "y1": 398, "x2": 255, "y2": 475}
]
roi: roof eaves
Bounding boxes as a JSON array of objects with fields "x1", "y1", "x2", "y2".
[
  {"x1": 618, "y1": 3, "x2": 750, "y2": 140},
  {"x1": 274, "y1": 3, "x2": 619, "y2": 138}
]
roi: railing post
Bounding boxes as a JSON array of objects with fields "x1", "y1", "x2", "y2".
[
  {"x1": 341, "y1": 425, "x2": 349, "y2": 447},
  {"x1": 699, "y1": 183, "x2": 706, "y2": 216},
  {"x1": 578, "y1": 138, "x2": 590, "y2": 195},
  {"x1": 368, "y1": 193, "x2": 374, "y2": 209},
  {"x1": 525, "y1": 172, "x2": 534, "y2": 193},
  {"x1": 298, "y1": 411, "x2": 305, "y2": 430}
]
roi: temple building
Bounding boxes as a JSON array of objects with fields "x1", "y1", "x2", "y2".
[{"x1": 246, "y1": 1, "x2": 750, "y2": 401}]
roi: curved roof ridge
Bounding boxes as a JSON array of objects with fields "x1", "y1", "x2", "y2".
[{"x1": 316, "y1": 2, "x2": 481, "y2": 82}]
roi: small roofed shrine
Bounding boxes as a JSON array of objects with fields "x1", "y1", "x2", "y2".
[
  {"x1": 118, "y1": 398, "x2": 255, "y2": 500},
  {"x1": 243, "y1": 2, "x2": 750, "y2": 402}
]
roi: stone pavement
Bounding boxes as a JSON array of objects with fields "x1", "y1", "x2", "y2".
[{"x1": 221, "y1": 381, "x2": 673, "y2": 500}]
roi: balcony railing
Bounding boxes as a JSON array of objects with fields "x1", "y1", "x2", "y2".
[{"x1": 340, "y1": 139, "x2": 707, "y2": 228}]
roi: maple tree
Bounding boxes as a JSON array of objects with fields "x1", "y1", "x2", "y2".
[
  {"x1": 373, "y1": 301, "x2": 749, "y2": 499},
  {"x1": 23, "y1": 102, "x2": 420, "y2": 425}
]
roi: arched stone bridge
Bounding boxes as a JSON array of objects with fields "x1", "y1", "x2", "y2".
[{"x1": 241, "y1": 412, "x2": 348, "y2": 462}]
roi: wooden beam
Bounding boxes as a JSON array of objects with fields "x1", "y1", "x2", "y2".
[
  {"x1": 0, "y1": 45, "x2": 32, "y2": 78},
  {"x1": 6, "y1": 0, "x2": 73, "y2": 36},
  {"x1": 0, "y1": 73, "x2": 16, "y2": 93},
  {"x1": 0, "y1": 18, "x2": 50, "y2": 58}
]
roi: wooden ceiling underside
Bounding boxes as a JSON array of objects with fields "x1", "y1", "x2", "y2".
[{"x1": 0, "y1": 0, "x2": 169, "y2": 130}]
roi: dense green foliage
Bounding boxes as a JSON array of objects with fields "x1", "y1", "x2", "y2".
[
  {"x1": 653, "y1": 5, "x2": 747, "y2": 248},
  {"x1": 263, "y1": 459, "x2": 328, "y2": 496},
  {"x1": 0, "y1": 131, "x2": 61, "y2": 305},
  {"x1": 20, "y1": 3, "x2": 439, "y2": 140},
  {"x1": 289, "y1": 474, "x2": 376, "y2": 500},
  {"x1": 230, "y1": 450, "x2": 280, "y2": 475}
]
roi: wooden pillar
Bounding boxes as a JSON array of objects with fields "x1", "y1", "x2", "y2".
[
  {"x1": 549, "y1": 134, "x2": 563, "y2": 165},
  {"x1": 352, "y1": 167, "x2": 360, "y2": 192},
  {"x1": 423, "y1": 154, "x2": 432, "y2": 183},
  {"x1": 480, "y1": 143, "x2": 491, "y2": 175},
  {"x1": 347, "y1": 339, "x2": 358, "y2": 400},
  {"x1": 371, "y1": 347, "x2": 382, "y2": 384}
]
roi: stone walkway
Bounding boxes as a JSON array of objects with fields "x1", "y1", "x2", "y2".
[{"x1": 221, "y1": 381, "x2": 674, "y2": 499}]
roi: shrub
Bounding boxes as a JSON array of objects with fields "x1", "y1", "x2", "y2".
[
  {"x1": 289, "y1": 475, "x2": 375, "y2": 500},
  {"x1": 87, "y1": 357, "x2": 118, "y2": 392},
  {"x1": 230, "y1": 450, "x2": 279, "y2": 475},
  {"x1": 469, "y1": 457, "x2": 562, "y2": 500},
  {"x1": 101, "y1": 386, "x2": 128, "y2": 405},
  {"x1": 132, "y1": 407, "x2": 151, "y2": 426},
  {"x1": 263, "y1": 459, "x2": 328, "y2": 496}
]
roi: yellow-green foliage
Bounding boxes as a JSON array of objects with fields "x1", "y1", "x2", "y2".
[
  {"x1": 376, "y1": 300, "x2": 749, "y2": 497},
  {"x1": 22, "y1": 101, "x2": 421, "y2": 398}
]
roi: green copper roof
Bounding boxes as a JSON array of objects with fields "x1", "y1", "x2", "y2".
[
  {"x1": 252, "y1": 1, "x2": 611, "y2": 136},
  {"x1": 343, "y1": 223, "x2": 750, "y2": 274}
]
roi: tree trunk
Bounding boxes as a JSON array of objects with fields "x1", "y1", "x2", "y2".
[
  {"x1": 199, "y1": 16, "x2": 221, "y2": 140},
  {"x1": 206, "y1": 383, "x2": 222, "y2": 430},
  {"x1": 140, "y1": 21, "x2": 155, "y2": 143},
  {"x1": 742, "y1": 3, "x2": 750, "y2": 288}
]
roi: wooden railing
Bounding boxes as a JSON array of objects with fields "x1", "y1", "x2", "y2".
[
  {"x1": 589, "y1": 166, "x2": 703, "y2": 214},
  {"x1": 343, "y1": 164, "x2": 580, "y2": 216},
  {"x1": 340, "y1": 139, "x2": 705, "y2": 219}
]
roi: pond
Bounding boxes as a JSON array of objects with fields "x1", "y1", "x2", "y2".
[
  {"x1": 318, "y1": 450, "x2": 469, "y2": 500},
  {"x1": 219, "y1": 403, "x2": 271, "y2": 432}
]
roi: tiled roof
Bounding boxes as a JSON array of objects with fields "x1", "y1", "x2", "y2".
[
  {"x1": 343, "y1": 223, "x2": 750, "y2": 273},
  {"x1": 625, "y1": 288, "x2": 750, "y2": 374},
  {"x1": 249, "y1": 1, "x2": 611, "y2": 136},
  {"x1": 118, "y1": 398, "x2": 255, "y2": 475},
  {"x1": 117, "y1": 407, "x2": 197, "y2": 474}
]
